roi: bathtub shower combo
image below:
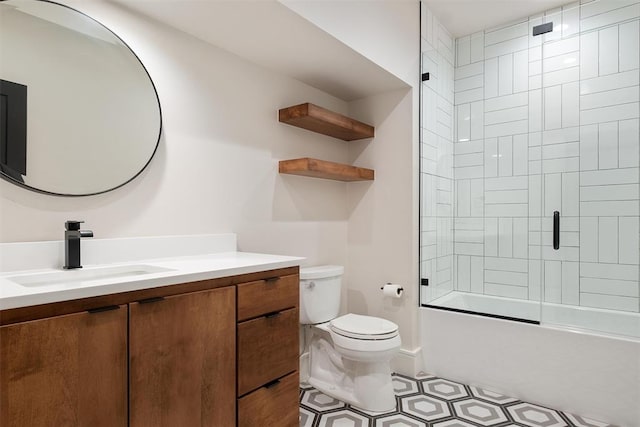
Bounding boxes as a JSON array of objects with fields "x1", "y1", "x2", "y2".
[{"x1": 419, "y1": 1, "x2": 640, "y2": 426}]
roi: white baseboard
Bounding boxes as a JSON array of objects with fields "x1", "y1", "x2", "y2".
[{"x1": 391, "y1": 346, "x2": 423, "y2": 377}]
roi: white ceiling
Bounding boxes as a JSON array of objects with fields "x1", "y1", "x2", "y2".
[
  {"x1": 106, "y1": 0, "x2": 575, "y2": 99},
  {"x1": 108, "y1": 0, "x2": 408, "y2": 101},
  {"x1": 424, "y1": 0, "x2": 572, "y2": 37}
]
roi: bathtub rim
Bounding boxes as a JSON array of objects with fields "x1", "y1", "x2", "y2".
[{"x1": 423, "y1": 290, "x2": 640, "y2": 343}]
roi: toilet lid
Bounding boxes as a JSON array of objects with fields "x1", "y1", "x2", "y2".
[{"x1": 329, "y1": 313, "x2": 399, "y2": 340}]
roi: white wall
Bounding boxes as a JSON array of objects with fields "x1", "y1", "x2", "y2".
[
  {"x1": 0, "y1": 0, "x2": 423, "y2": 372},
  {"x1": 281, "y1": 0, "x2": 418, "y2": 86},
  {"x1": 0, "y1": 0, "x2": 349, "y2": 268},
  {"x1": 283, "y1": 1, "x2": 422, "y2": 367},
  {"x1": 347, "y1": 89, "x2": 419, "y2": 363}
]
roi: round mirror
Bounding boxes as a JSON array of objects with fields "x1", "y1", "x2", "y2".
[{"x1": 0, "y1": 0, "x2": 161, "y2": 196}]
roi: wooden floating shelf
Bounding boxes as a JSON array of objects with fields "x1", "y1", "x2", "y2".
[
  {"x1": 279, "y1": 158, "x2": 374, "y2": 182},
  {"x1": 278, "y1": 103, "x2": 374, "y2": 141}
]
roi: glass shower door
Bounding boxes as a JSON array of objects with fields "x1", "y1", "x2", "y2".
[
  {"x1": 419, "y1": 0, "x2": 640, "y2": 338},
  {"x1": 539, "y1": 2, "x2": 640, "y2": 338},
  {"x1": 419, "y1": 2, "x2": 544, "y2": 323}
]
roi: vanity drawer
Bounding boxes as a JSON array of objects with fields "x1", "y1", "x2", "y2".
[
  {"x1": 237, "y1": 307, "x2": 298, "y2": 396},
  {"x1": 238, "y1": 371, "x2": 299, "y2": 427},
  {"x1": 237, "y1": 274, "x2": 298, "y2": 321}
]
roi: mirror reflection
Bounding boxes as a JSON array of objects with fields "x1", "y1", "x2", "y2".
[{"x1": 0, "y1": 0, "x2": 161, "y2": 195}]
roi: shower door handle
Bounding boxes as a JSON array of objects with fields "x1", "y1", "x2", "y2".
[{"x1": 553, "y1": 211, "x2": 560, "y2": 250}]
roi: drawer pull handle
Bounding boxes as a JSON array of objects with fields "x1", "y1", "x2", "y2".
[
  {"x1": 88, "y1": 305, "x2": 120, "y2": 314},
  {"x1": 265, "y1": 311, "x2": 281, "y2": 319},
  {"x1": 138, "y1": 296, "x2": 165, "y2": 304},
  {"x1": 264, "y1": 379, "x2": 280, "y2": 389},
  {"x1": 264, "y1": 277, "x2": 279, "y2": 284}
]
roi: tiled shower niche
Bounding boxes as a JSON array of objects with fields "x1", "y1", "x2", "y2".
[{"x1": 420, "y1": 0, "x2": 640, "y2": 316}]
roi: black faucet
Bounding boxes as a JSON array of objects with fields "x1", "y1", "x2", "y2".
[{"x1": 64, "y1": 220, "x2": 93, "y2": 269}]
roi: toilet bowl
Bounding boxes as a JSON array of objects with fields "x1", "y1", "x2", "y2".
[{"x1": 299, "y1": 266, "x2": 401, "y2": 413}]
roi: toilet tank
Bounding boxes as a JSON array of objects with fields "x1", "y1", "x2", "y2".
[{"x1": 299, "y1": 265, "x2": 344, "y2": 324}]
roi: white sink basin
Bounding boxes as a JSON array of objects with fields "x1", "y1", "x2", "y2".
[{"x1": 7, "y1": 265, "x2": 173, "y2": 287}]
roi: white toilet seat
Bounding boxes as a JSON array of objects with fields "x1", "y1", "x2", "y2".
[
  {"x1": 320, "y1": 313, "x2": 401, "y2": 357},
  {"x1": 329, "y1": 313, "x2": 399, "y2": 340},
  {"x1": 329, "y1": 329, "x2": 401, "y2": 354}
]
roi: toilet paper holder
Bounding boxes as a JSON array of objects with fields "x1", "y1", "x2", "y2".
[
  {"x1": 380, "y1": 283, "x2": 404, "y2": 299},
  {"x1": 380, "y1": 283, "x2": 404, "y2": 292}
]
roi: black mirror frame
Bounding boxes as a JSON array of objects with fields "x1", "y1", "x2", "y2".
[{"x1": 0, "y1": 0, "x2": 162, "y2": 197}]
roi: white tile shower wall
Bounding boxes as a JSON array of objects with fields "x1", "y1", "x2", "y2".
[
  {"x1": 421, "y1": 4, "x2": 455, "y2": 304},
  {"x1": 449, "y1": 0, "x2": 640, "y2": 311},
  {"x1": 574, "y1": 0, "x2": 640, "y2": 312}
]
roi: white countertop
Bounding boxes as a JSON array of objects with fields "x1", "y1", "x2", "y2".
[{"x1": 0, "y1": 251, "x2": 303, "y2": 310}]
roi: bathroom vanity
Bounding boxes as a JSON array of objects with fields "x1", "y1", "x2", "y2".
[{"x1": 0, "y1": 239, "x2": 302, "y2": 427}]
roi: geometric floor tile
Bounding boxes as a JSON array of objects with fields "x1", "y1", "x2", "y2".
[
  {"x1": 452, "y1": 398, "x2": 508, "y2": 426},
  {"x1": 318, "y1": 409, "x2": 369, "y2": 427},
  {"x1": 393, "y1": 375, "x2": 420, "y2": 396},
  {"x1": 353, "y1": 405, "x2": 397, "y2": 418},
  {"x1": 301, "y1": 388, "x2": 346, "y2": 412},
  {"x1": 422, "y1": 378, "x2": 469, "y2": 400},
  {"x1": 300, "y1": 373, "x2": 618, "y2": 427},
  {"x1": 400, "y1": 395, "x2": 451, "y2": 421},
  {"x1": 565, "y1": 413, "x2": 615, "y2": 427},
  {"x1": 507, "y1": 402, "x2": 569, "y2": 427},
  {"x1": 469, "y1": 385, "x2": 519, "y2": 405},
  {"x1": 374, "y1": 413, "x2": 427, "y2": 427},
  {"x1": 299, "y1": 406, "x2": 316, "y2": 427},
  {"x1": 432, "y1": 420, "x2": 481, "y2": 427}
]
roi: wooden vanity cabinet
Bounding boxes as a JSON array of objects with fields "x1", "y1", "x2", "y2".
[
  {"x1": 0, "y1": 305, "x2": 128, "y2": 427},
  {"x1": 237, "y1": 274, "x2": 300, "y2": 427},
  {"x1": 129, "y1": 287, "x2": 236, "y2": 427},
  {"x1": 0, "y1": 266, "x2": 299, "y2": 427}
]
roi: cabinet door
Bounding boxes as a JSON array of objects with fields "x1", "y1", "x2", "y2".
[
  {"x1": 0, "y1": 305, "x2": 127, "y2": 427},
  {"x1": 130, "y1": 287, "x2": 236, "y2": 427}
]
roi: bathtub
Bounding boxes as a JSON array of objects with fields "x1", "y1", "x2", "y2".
[{"x1": 420, "y1": 292, "x2": 640, "y2": 427}]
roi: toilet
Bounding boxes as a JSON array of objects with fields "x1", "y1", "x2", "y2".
[{"x1": 299, "y1": 265, "x2": 401, "y2": 413}]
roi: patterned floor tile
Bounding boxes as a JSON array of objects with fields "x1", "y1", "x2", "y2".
[
  {"x1": 452, "y1": 399, "x2": 508, "y2": 426},
  {"x1": 317, "y1": 409, "x2": 370, "y2": 427},
  {"x1": 351, "y1": 405, "x2": 396, "y2": 418},
  {"x1": 392, "y1": 375, "x2": 420, "y2": 396},
  {"x1": 299, "y1": 406, "x2": 317, "y2": 427},
  {"x1": 299, "y1": 373, "x2": 616, "y2": 427},
  {"x1": 374, "y1": 413, "x2": 427, "y2": 427},
  {"x1": 432, "y1": 420, "x2": 480, "y2": 427},
  {"x1": 507, "y1": 402, "x2": 569, "y2": 427},
  {"x1": 422, "y1": 378, "x2": 469, "y2": 400},
  {"x1": 469, "y1": 385, "x2": 519, "y2": 405},
  {"x1": 565, "y1": 413, "x2": 615, "y2": 427},
  {"x1": 301, "y1": 388, "x2": 346, "y2": 412},
  {"x1": 400, "y1": 395, "x2": 451, "y2": 421}
]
